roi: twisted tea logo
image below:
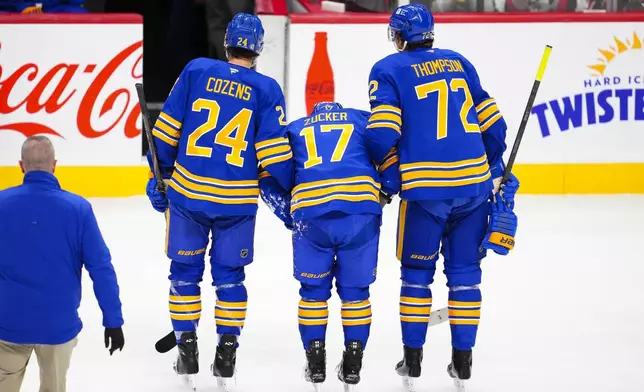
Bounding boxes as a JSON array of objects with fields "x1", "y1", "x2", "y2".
[{"x1": 240, "y1": 249, "x2": 249, "y2": 258}]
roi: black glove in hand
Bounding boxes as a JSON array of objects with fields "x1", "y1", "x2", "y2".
[
  {"x1": 379, "y1": 191, "x2": 392, "y2": 208},
  {"x1": 104, "y1": 327, "x2": 125, "y2": 355}
]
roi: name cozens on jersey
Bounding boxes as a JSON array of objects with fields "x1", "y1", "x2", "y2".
[
  {"x1": 411, "y1": 59, "x2": 465, "y2": 78},
  {"x1": 206, "y1": 77, "x2": 252, "y2": 101},
  {"x1": 303, "y1": 112, "x2": 348, "y2": 126}
]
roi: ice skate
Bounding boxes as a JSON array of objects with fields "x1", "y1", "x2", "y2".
[
  {"x1": 447, "y1": 348, "x2": 472, "y2": 392},
  {"x1": 395, "y1": 346, "x2": 423, "y2": 392},
  {"x1": 173, "y1": 332, "x2": 199, "y2": 392},
  {"x1": 336, "y1": 340, "x2": 363, "y2": 392},
  {"x1": 211, "y1": 334, "x2": 237, "y2": 391},
  {"x1": 304, "y1": 340, "x2": 326, "y2": 391}
]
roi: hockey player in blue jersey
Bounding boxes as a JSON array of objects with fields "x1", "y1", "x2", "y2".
[
  {"x1": 259, "y1": 102, "x2": 398, "y2": 390},
  {"x1": 366, "y1": 4, "x2": 520, "y2": 390},
  {"x1": 144, "y1": 13, "x2": 293, "y2": 388}
]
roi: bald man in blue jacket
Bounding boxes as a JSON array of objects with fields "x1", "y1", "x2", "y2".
[{"x1": 0, "y1": 136, "x2": 124, "y2": 392}]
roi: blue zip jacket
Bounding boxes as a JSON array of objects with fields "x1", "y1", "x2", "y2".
[{"x1": 0, "y1": 171, "x2": 123, "y2": 345}]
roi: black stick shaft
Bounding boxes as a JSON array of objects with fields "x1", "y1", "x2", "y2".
[
  {"x1": 502, "y1": 45, "x2": 553, "y2": 184},
  {"x1": 135, "y1": 83, "x2": 166, "y2": 193}
]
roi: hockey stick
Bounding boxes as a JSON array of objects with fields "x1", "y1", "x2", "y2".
[
  {"x1": 155, "y1": 306, "x2": 450, "y2": 354},
  {"x1": 501, "y1": 45, "x2": 552, "y2": 183},
  {"x1": 135, "y1": 83, "x2": 166, "y2": 193}
]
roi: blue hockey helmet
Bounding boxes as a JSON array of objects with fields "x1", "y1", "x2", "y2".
[
  {"x1": 311, "y1": 101, "x2": 343, "y2": 115},
  {"x1": 224, "y1": 13, "x2": 265, "y2": 56},
  {"x1": 388, "y1": 3, "x2": 434, "y2": 52}
]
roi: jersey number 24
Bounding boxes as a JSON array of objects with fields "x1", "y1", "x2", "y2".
[{"x1": 185, "y1": 98, "x2": 287, "y2": 167}]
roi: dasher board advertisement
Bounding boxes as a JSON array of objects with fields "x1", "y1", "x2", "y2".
[
  {"x1": 288, "y1": 13, "x2": 644, "y2": 194},
  {"x1": 0, "y1": 15, "x2": 145, "y2": 197}
]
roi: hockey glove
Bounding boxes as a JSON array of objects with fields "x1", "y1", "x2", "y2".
[
  {"x1": 146, "y1": 175, "x2": 168, "y2": 213},
  {"x1": 104, "y1": 327, "x2": 125, "y2": 356},
  {"x1": 481, "y1": 194, "x2": 518, "y2": 256},
  {"x1": 499, "y1": 173, "x2": 520, "y2": 210}
]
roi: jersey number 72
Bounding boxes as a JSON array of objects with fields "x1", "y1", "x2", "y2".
[{"x1": 415, "y1": 78, "x2": 480, "y2": 140}]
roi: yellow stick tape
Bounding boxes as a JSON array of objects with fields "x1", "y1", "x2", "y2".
[{"x1": 535, "y1": 45, "x2": 553, "y2": 82}]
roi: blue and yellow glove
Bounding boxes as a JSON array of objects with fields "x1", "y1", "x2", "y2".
[
  {"x1": 146, "y1": 172, "x2": 168, "y2": 213},
  {"x1": 499, "y1": 173, "x2": 520, "y2": 210},
  {"x1": 481, "y1": 194, "x2": 518, "y2": 256}
]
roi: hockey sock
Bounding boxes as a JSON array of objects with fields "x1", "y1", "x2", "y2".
[
  {"x1": 400, "y1": 284, "x2": 432, "y2": 349},
  {"x1": 215, "y1": 283, "x2": 248, "y2": 336},
  {"x1": 298, "y1": 299, "x2": 329, "y2": 351},
  {"x1": 169, "y1": 281, "x2": 202, "y2": 342},
  {"x1": 341, "y1": 300, "x2": 372, "y2": 349},
  {"x1": 448, "y1": 286, "x2": 482, "y2": 350}
]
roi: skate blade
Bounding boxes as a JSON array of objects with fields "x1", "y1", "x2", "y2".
[
  {"x1": 311, "y1": 382, "x2": 323, "y2": 392},
  {"x1": 452, "y1": 378, "x2": 465, "y2": 392},
  {"x1": 343, "y1": 383, "x2": 356, "y2": 392},
  {"x1": 216, "y1": 376, "x2": 237, "y2": 392},
  {"x1": 181, "y1": 374, "x2": 197, "y2": 392},
  {"x1": 401, "y1": 376, "x2": 416, "y2": 392}
]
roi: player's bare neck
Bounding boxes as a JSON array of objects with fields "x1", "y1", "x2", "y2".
[{"x1": 228, "y1": 58, "x2": 253, "y2": 69}]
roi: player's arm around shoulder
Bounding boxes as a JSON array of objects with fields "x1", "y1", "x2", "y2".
[
  {"x1": 76, "y1": 196, "x2": 125, "y2": 355},
  {"x1": 365, "y1": 60, "x2": 402, "y2": 164},
  {"x1": 254, "y1": 78, "x2": 294, "y2": 190}
]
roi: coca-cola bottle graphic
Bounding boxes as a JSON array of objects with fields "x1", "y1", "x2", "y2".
[{"x1": 305, "y1": 32, "x2": 335, "y2": 115}]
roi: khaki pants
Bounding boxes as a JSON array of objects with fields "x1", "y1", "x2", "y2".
[{"x1": 0, "y1": 337, "x2": 77, "y2": 392}]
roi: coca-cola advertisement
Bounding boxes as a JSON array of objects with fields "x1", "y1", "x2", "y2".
[{"x1": 0, "y1": 17, "x2": 143, "y2": 166}]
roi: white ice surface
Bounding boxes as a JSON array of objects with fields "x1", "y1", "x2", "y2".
[{"x1": 18, "y1": 195, "x2": 644, "y2": 392}]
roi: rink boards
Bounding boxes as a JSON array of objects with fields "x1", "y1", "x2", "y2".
[{"x1": 1, "y1": 13, "x2": 644, "y2": 196}]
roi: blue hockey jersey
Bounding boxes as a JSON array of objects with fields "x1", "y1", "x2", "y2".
[
  {"x1": 260, "y1": 107, "x2": 393, "y2": 223},
  {"x1": 365, "y1": 48, "x2": 507, "y2": 200},
  {"x1": 151, "y1": 57, "x2": 293, "y2": 216}
]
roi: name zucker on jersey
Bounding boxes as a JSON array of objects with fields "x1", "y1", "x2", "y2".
[{"x1": 0, "y1": 41, "x2": 143, "y2": 139}]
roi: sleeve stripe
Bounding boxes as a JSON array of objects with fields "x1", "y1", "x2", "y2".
[
  {"x1": 379, "y1": 155, "x2": 399, "y2": 172},
  {"x1": 367, "y1": 122, "x2": 401, "y2": 134},
  {"x1": 155, "y1": 119, "x2": 180, "y2": 138},
  {"x1": 477, "y1": 104, "x2": 499, "y2": 124},
  {"x1": 256, "y1": 137, "x2": 289, "y2": 150},
  {"x1": 260, "y1": 151, "x2": 293, "y2": 167},
  {"x1": 382, "y1": 148, "x2": 397, "y2": 162},
  {"x1": 259, "y1": 170, "x2": 271, "y2": 179},
  {"x1": 475, "y1": 98, "x2": 495, "y2": 112},
  {"x1": 159, "y1": 112, "x2": 181, "y2": 129},
  {"x1": 372, "y1": 104, "x2": 401, "y2": 115},
  {"x1": 369, "y1": 112, "x2": 402, "y2": 126},
  {"x1": 153, "y1": 129, "x2": 178, "y2": 147},
  {"x1": 256, "y1": 144, "x2": 291, "y2": 160},
  {"x1": 480, "y1": 113, "x2": 503, "y2": 132}
]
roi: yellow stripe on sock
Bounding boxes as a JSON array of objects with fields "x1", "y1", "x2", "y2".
[
  {"x1": 342, "y1": 318, "x2": 371, "y2": 326},
  {"x1": 400, "y1": 305, "x2": 431, "y2": 315},
  {"x1": 299, "y1": 318, "x2": 328, "y2": 326},
  {"x1": 215, "y1": 309, "x2": 246, "y2": 319},
  {"x1": 169, "y1": 295, "x2": 200, "y2": 302},
  {"x1": 401, "y1": 316, "x2": 430, "y2": 323},
  {"x1": 450, "y1": 319, "x2": 480, "y2": 325},
  {"x1": 216, "y1": 319, "x2": 245, "y2": 327},
  {"x1": 448, "y1": 301, "x2": 482, "y2": 307},
  {"x1": 171, "y1": 313, "x2": 201, "y2": 321},
  {"x1": 299, "y1": 309, "x2": 329, "y2": 318},
  {"x1": 169, "y1": 303, "x2": 202, "y2": 312},
  {"x1": 216, "y1": 301, "x2": 248, "y2": 309},
  {"x1": 448, "y1": 309, "x2": 481, "y2": 318}
]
